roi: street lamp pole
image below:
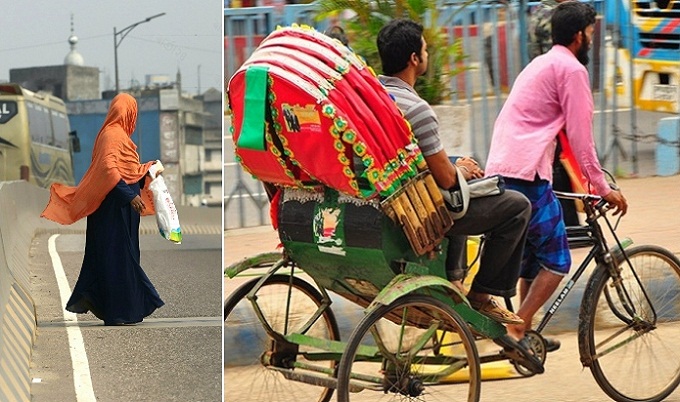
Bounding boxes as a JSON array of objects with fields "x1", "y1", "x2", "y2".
[
  {"x1": 197, "y1": 64, "x2": 201, "y2": 95},
  {"x1": 113, "y1": 12, "x2": 166, "y2": 94}
]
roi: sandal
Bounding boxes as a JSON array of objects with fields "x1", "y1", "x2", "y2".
[
  {"x1": 495, "y1": 334, "x2": 545, "y2": 375},
  {"x1": 544, "y1": 337, "x2": 561, "y2": 353},
  {"x1": 469, "y1": 298, "x2": 524, "y2": 325}
]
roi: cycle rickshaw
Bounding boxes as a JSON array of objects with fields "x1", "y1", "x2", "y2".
[{"x1": 225, "y1": 25, "x2": 680, "y2": 402}]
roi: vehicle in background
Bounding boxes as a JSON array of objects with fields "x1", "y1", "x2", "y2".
[
  {"x1": 605, "y1": 0, "x2": 679, "y2": 113},
  {"x1": 0, "y1": 83, "x2": 79, "y2": 187}
]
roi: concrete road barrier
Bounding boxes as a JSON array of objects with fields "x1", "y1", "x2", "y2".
[{"x1": 0, "y1": 181, "x2": 60, "y2": 401}]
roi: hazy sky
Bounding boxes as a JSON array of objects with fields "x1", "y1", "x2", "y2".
[{"x1": 1, "y1": 0, "x2": 224, "y2": 96}]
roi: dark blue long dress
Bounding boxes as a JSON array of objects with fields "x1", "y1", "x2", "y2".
[{"x1": 66, "y1": 179, "x2": 164, "y2": 325}]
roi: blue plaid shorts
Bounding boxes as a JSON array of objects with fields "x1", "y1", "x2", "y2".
[{"x1": 505, "y1": 179, "x2": 571, "y2": 280}]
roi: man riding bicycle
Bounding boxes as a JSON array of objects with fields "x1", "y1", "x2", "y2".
[{"x1": 485, "y1": 1, "x2": 628, "y2": 348}]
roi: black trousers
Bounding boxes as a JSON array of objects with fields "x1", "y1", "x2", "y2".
[{"x1": 445, "y1": 189, "x2": 531, "y2": 298}]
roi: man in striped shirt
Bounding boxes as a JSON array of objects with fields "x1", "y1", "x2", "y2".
[{"x1": 377, "y1": 19, "x2": 531, "y2": 328}]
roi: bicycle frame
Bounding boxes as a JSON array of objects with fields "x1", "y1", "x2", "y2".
[
  {"x1": 247, "y1": 259, "x2": 334, "y2": 347},
  {"x1": 532, "y1": 191, "x2": 634, "y2": 334}
]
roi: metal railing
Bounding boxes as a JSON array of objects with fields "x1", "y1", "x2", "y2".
[{"x1": 225, "y1": 0, "x2": 676, "y2": 229}]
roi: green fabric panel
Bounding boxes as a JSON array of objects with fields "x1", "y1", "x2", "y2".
[{"x1": 237, "y1": 65, "x2": 269, "y2": 151}]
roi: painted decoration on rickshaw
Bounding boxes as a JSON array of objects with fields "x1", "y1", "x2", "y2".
[
  {"x1": 227, "y1": 24, "x2": 425, "y2": 199},
  {"x1": 313, "y1": 204, "x2": 346, "y2": 256}
]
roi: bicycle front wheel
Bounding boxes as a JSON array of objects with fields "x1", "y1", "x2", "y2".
[
  {"x1": 224, "y1": 274, "x2": 340, "y2": 402},
  {"x1": 336, "y1": 294, "x2": 480, "y2": 402},
  {"x1": 579, "y1": 245, "x2": 680, "y2": 402}
]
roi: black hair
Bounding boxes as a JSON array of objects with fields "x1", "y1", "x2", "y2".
[
  {"x1": 377, "y1": 19, "x2": 424, "y2": 75},
  {"x1": 551, "y1": 1, "x2": 597, "y2": 47},
  {"x1": 324, "y1": 25, "x2": 349, "y2": 46}
]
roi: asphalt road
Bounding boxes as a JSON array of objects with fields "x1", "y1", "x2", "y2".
[{"x1": 30, "y1": 233, "x2": 222, "y2": 402}]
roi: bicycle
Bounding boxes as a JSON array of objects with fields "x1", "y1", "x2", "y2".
[
  {"x1": 517, "y1": 189, "x2": 680, "y2": 402},
  {"x1": 224, "y1": 185, "x2": 680, "y2": 402}
]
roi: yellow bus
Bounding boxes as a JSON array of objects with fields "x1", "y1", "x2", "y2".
[
  {"x1": 0, "y1": 83, "x2": 77, "y2": 187},
  {"x1": 605, "y1": 0, "x2": 679, "y2": 113}
]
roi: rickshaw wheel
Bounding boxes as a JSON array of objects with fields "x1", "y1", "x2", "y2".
[
  {"x1": 336, "y1": 294, "x2": 481, "y2": 402},
  {"x1": 224, "y1": 274, "x2": 340, "y2": 402}
]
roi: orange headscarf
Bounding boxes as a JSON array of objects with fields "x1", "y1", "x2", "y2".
[{"x1": 41, "y1": 93, "x2": 156, "y2": 225}]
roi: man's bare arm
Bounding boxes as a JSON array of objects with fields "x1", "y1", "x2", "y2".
[{"x1": 423, "y1": 150, "x2": 484, "y2": 189}]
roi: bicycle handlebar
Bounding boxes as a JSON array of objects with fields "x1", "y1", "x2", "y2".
[
  {"x1": 553, "y1": 168, "x2": 618, "y2": 209},
  {"x1": 554, "y1": 191, "x2": 611, "y2": 215},
  {"x1": 553, "y1": 191, "x2": 602, "y2": 203}
]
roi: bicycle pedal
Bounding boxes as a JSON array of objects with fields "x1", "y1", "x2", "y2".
[
  {"x1": 494, "y1": 335, "x2": 545, "y2": 375},
  {"x1": 502, "y1": 347, "x2": 545, "y2": 375}
]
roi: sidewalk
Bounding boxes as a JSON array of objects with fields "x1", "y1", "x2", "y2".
[
  {"x1": 224, "y1": 174, "x2": 680, "y2": 336},
  {"x1": 224, "y1": 174, "x2": 680, "y2": 396},
  {"x1": 225, "y1": 175, "x2": 680, "y2": 265}
]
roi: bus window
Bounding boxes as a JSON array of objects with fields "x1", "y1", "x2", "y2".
[
  {"x1": 26, "y1": 101, "x2": 51, "y2": 145},
  {"x1": 51, "y1": 110, "x2": 69, "y2": 149},
  {"x1": 0, "y1": 84, "x2": 76, "y2": 186}
]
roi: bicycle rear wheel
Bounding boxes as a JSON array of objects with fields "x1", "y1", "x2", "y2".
[
  {"x1": 224, "y1": 274, "x2": 340, "y2": 402},
  {"x1": 336, "y1": 294, "x2": 480, "y2": 402},
  {"x1": 579, "y1": 245, "x2": 680, "y2": 402}
]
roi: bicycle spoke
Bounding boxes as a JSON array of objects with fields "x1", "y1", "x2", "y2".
[
  {"x1": 336, "y1": 295, "x2": 480, "y2": 401},
  {"x1": 580, "y1": 246, "x2": 680, "y2": 402},
  {"x1": 592, "y1": 325, "x2": 645, "y2": 361},
  {"x1": 225, "y1": 275, "x2": 339, "y2": 402}
]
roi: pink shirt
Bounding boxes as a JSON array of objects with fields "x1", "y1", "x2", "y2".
[{"x1": 485, "y1": 45, "x2": 610, "y2": 196}]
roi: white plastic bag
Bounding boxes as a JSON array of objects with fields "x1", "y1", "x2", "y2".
[
  {"x1": 148, "y1": 160, "x2": 165, "y2": 179},
  {"x1": 149, "y1": 175, "x2": 182, "y2": 243}
]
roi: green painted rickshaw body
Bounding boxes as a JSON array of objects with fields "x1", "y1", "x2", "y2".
[{"x1": 278, "y1": 190, "x2": 506, "y2": 339}]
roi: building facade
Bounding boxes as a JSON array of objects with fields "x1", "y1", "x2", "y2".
[
  {"x1": 68, "y1": 86, "x2": 210, "y2": 207},
  {"x1": 10, "y1": 65, "x2": 100, "y2": 102},
  {"x1": 197, "y1": 88, "x2": 222, "y2": 206},
  {"x1": 5, "y1": 25, "x2": 220, "y2": 207}
]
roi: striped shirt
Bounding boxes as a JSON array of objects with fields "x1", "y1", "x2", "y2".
[{"x1": 379, "y1": 75, "x2": 443, "y2": 156}]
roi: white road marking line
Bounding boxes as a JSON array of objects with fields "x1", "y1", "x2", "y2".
[
  {"x1": 38, "y1": 316, "x2": 222, "y2": 329},
  {"x1": 48, "y1": 234, "x2": 97, "y2": 402}
]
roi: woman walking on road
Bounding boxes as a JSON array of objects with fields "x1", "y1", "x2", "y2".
[{"x1": 42, "y1": 93, "x2": 164, "y2": 326}]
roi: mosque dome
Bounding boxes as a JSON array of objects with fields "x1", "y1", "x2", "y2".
[{"x1": 65, "y1": 50, "x2": 84, "y2": 66}]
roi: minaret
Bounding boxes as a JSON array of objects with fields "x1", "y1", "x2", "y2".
[{"x1": 64, "y1": 14, "x2": 84, "y2": 66}]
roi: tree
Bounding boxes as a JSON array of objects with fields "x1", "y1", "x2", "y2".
[{"x1": 317, "y1": 0, "x2": 473, "y2": 104}]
